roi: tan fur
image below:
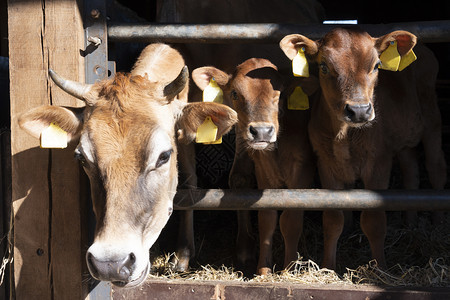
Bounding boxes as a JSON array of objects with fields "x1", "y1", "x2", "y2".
[
  {"x1": 18, "y1": 43, "x2": 237, "y2": 287},
  {"x1": 280, "y1": 28, "x2": 446, "y2": 270},
  {"x1": 193, "y1": 58, "x2": 315, "y2": 275}
]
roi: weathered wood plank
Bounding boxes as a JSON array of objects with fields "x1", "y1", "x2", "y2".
[
  {"x1": 9, "y1": 1, "x2": 52, "y2": 297},
  {"x1": 44, "y1": 1, "x2": 86, "y2": 299},
  {"x1": 113, "y1": 280, "x2": 450, "y2": 300},
  {"x1": 8, "y1": 0, "x2": 86, "y2": 298}
]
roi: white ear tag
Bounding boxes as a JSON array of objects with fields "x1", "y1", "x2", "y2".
[
  {"x1": 292, "y1": 47, "x2": 309, "y2": 77},
  {"x1": 203, "y1": 78, "x2": 223, "y2": 103},
  {"x1": 40, "y1": 122, "x2": 68, "y2": 149}
]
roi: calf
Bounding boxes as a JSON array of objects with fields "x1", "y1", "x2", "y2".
[
  {"x1": 156, "y1": 0, "x2": 325, "y2": 272},
  {"x1": 280, "y1": 28, "x2": 446, "y2": 270},
  {"x1": 193, "y1": 58, "x2": 316, "y2": 275},
  {"x1": 19, "y1": 44, "x2": 237, "y2": 287}
]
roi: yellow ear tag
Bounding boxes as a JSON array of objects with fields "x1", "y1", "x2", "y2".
[
  {"x1": 292, "y1": 47, "x2": 309, "y2": 77},
  {"x1": 202, "y1": 136, "x2": 222, "y2": 145},
  {"x1": 196, "y1": 116, "x2": 221, "y2": 144},
  {"x1": 40, "y1": 122, "x2": 68, "y2": 149},
  {"x1": 398, "y1": 50, "x2": 417, "y2": 71},
  {"x1": 288, "y1": 86, "x2": 309, "y2": 110},
  {"x1": 380, "y1": 41, "x2": 400, "y2": 71},
  {"x1": 203, "y1": 78, "x2": 223, "y2": 103}
]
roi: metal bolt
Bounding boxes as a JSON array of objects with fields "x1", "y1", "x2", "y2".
[
  {"x1": 91, "y1": 9, "x2": 100, "y2": 19},
  {"x1": 88, "y1": 36, "x2": 102, "y2": 47}
]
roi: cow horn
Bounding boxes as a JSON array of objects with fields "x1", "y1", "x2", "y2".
[
  {"x1": 163, "y1": 65, "x2": 188, "y2": 99},
  {"x1": 49, "y1": 69, "x2": 93, "y2": 101}
]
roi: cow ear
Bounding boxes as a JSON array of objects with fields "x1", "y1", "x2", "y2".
[
  {"x1": 192, "y1": 66, "x2": 230, "y2": 91},
  {"x1": 280, "y1": 34, "x2": 319, "y2": 60},
  {"x1": 19, "y1": 105, "x2": 84, "y2": 143},
  {"x1": 375, "y1": 30, "x2": 417, "y2": 56},
  {"x1": 177, "y1": 102, "x2": 237, "y2": 143}
]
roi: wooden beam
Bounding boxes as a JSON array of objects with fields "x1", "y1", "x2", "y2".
[{"x1": 8, "y1": 0, "x2": 86, "y2": 298}]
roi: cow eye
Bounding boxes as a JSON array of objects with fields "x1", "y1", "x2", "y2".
[
  {"x1": 74, "y1": 149, "x2": 86, "y2": 166},
  {"x1": 373, "y1": 61, "x2": 381, "y2": 72},
  {"x1": 156, "y1": 149, "x2": 173, "y2": 168},
  {"x1": 230, "y1": 90, "x2": 239, "y2": 101},
  {"x1": 319, "y1": 62, "x2": 329, "y2": 75}
]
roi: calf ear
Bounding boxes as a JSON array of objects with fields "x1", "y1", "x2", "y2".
[
  {"x1": 375, "y1": 31, "x2": 417, "y2": 56},
  {"x1": 280, "y1": 34, "x2": 319, "y2": 60},
  {"x1": 192, "y1": 67, "x2": 230, "y2": 91},
  {"x1": 19, "y1": 106, "x2": 84, "y2": 143},
  {"x1": 177, "y1": 102, "x2": 237, "y2": 143}
]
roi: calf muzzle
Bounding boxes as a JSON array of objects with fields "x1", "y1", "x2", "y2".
[
  {"x1": 344, "y1": 103, "x2": 373, "y2": 123},
  {"x1": 249, "y1": 125, "x2": 275, "y2": 142}
]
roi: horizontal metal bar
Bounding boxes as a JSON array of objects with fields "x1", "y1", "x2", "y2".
[
  {"x1": 173, "y1": 189, "x2": 450, "y2": 211},
  {"x1": 108, "y1": 20, "x2": 450, "y2": 44}
]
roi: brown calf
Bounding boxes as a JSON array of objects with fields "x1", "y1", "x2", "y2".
[
  {"x1": 280, "y1": 28, "x2": 446, "y2": 270},
  {"x1": 193, "y1": 58, "x2": 316, "y2": 275},
  {"x1": 156, "y1": 0, "x2": 325, "y2": 272},
  {"x1": 19, "y1": 44, "x2": 237, "y2": 287}
]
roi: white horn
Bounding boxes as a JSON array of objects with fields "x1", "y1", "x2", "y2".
[{"x1": 49, "y1": 69, "x2": 93, "y2": 101}]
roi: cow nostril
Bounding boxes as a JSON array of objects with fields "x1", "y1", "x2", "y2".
[
  {"x1": 249, "y1": 125, "x2": 258, "y2": 138},
  {"x1": 129, "y1": 253, "x2": 136, "y2": 264},
  {"x1": 344, "y1": 104, "x2": 355, "y2": 118},
  {"x1": 267, "y1": 126, "x2": 274, "y2": 137},
  {"x1": 86, "y1": 252, "x2": 100, "y2": 278},
  {"x1": 366, "y1": 103, "x2": 373, "y2": 115}
]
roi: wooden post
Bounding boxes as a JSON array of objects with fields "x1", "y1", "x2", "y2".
[{"x1": 8, "y1": 0, "x2": 87, "y2": 298}]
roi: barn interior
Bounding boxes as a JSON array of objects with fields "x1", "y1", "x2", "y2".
[{"x1": 1, "y1": 0, "x2": 450, "y2": 298}]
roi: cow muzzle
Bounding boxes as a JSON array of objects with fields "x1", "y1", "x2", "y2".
[
  {"x1": 86, "y1": 248, "x2": 150, "y2": 287},
  {"x1": 247, "y1": 122, "x2": 276, "y2": 150},
  {"x1": 343, "y1": 102, "x2": 374, "y2": 124}
]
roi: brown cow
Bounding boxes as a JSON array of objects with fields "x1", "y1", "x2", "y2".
[
  {"x1": 192, "y1": 58, "x2": 317, "y2": 275},
  {"x1": 18, "y1": 44, "x2": 237, "y2": 287},
  {"x1": 280, "y1": 27, "x2": 446, "y2": 270},
  {"x1": 156, "y1": 0, "x2": 325, "y2": 273}
]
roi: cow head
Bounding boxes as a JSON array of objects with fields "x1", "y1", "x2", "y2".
[
  {"x1": 19, "y1": 44, "x2": 237, "y2": 287},
  {"x1": 280, "y1": 28, "x2": 417, "y2": 129},
  {"x1": 192, "y1": 58, "x2": 284, "y2": 151}
]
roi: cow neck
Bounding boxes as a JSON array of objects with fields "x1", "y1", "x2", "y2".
[{"x1": 313, "y1": 94, "x2": 352, "y2": 161}]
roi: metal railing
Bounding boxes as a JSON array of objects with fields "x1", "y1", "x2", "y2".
[
  {"x1": 93, "y1": 18, "x2": 450, "y2": 211},
  {"x1": 108, "y1": 20, "x2": 450, "y2": 43},
  {"x1": 174, "y1": 189, "x2": 450, "y2": 210}
]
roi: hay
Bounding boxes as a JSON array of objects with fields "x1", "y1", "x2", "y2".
[
  {"x1": 345, "y1": 258, "x2": 449, "y2": 287},
  {"x1": 149, "y1": 255, "x2": 449, "y2": 287},
  {"x1": 150, "y1": 212, "x2": 450, "y2": 287},
  {"x1": 150, "y1": 253, "x2": 244, "y2": 282},
  {"x1": 250, "y1": 259, "x2": 352, "y2": 285}
]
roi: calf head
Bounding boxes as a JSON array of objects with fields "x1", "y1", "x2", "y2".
[
  {"x1": 280, "y1": 28, "x2": 416, "y2": 130},
  {"x1": 19, "y1": 45, "x2": 237, "y2": 287},
  {"x1": 193, "y1": 58, "x2": 284, "y2": 151}
]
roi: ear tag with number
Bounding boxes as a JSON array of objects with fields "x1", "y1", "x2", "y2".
[
  {"x1": 196, "y1": 116, "x2": 222, "y2": 144},
  {"x1": 380, "y1": 41, "x2": 400, "y2": 71},
  {"x1": 288, "y1": 86, "x2": 309, "y2": 110},
  {"x1": 292, "y1": 47, "x2": 309, "y2": 77},
  {"x1": 203, "y1": 78, "x2": 223, "y2": 103},
  {"x1": 40, "y1": 122, "x2": 68, "y2": 149},
  {"x1": 398, "y1": 50, "x2": 417, "y2": 71}
]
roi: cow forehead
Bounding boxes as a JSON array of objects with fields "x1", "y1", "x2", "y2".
[
  {"x1": 233, "y1": 67, "x2": 280, "y2": 102},
  {"x1": 320, "y1": 29, "x2": 377, "y2": 68},
  {"x1": 81, "y1": 101, "x2": 175, "y2": 169}
]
